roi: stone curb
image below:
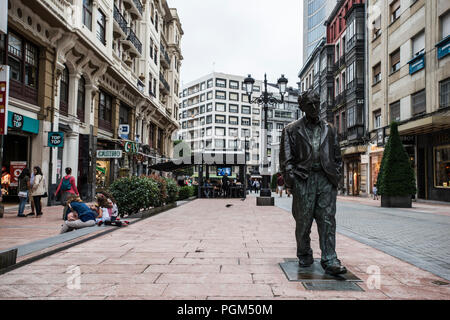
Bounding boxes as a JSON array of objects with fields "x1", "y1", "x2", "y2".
[{"x1": 0, "y1": 197, "x2": 198, "y2": 275}]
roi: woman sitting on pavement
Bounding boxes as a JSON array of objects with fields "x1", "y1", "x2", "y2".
[
  {"x1": 94, "y1": 193, "x2": 128, "y2": 227},
  {"x1": 60, "y1": 194, "x2": 97, "y2": 234}
]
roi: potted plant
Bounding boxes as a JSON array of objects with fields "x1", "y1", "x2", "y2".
[{"x1": 377, "y1": 122, "x2": 416, "y2": 208}]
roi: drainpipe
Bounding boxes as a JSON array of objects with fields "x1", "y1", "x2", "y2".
[
  {"x1": 47, "y1": 53, "x2": 57, "y2": 206},
  {"x1": 364, "y1": 0, "x2": 370, "y2": 195}
]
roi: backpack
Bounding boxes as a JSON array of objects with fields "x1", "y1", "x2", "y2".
[{"x1": 61, "y1": 176, "x2": 72, "y2": 191}]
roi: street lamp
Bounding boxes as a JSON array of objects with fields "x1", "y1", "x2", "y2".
[{"x1": 244, "y1": 73, "x2": 288, "y2": 205}]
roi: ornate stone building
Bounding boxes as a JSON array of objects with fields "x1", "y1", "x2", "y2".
[{"x1": 1, "y1": 0, "x2": 183, "y2": 202}]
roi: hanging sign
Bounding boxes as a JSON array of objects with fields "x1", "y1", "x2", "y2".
[
  {"x1": 97, "y1": 150, "x2": 123, "y2": 159},
  {"x1": 0, "y1": 65, "x2": 9, "y2": 135},
  {"x1": 124, "y1": 141, "x2": 138, "y2": 154},
  {"x1": 118, "y1": 124, "x2": 130, "y2": 139},
  {"x1": 48, "y1": 132, "x2": 64, "y2": 147}
]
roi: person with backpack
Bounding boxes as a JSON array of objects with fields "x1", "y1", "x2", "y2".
[{"x1": 55, "y1": 167, "x2": 79, "y2": 219}]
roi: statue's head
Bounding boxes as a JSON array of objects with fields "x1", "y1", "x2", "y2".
[{"x1": 298, "y1": 89, "x2": 320, "y2": 121}]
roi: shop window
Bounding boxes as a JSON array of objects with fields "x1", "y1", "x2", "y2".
[
  {"x1": 83, "y1": 0, "x2": 93, "y2": 30},
  {"x1": 60, "y1": 65, "x2": 69, "y2": 116},
  {"x1": 77, "y1": 76, "x2": 85, "y2": 122},
  {"x1": 411, "y1": 89, "x2": 426, "y2": 116},
  {"x1": 434, "y1": 146, "x2": 450, "y2": 188}
]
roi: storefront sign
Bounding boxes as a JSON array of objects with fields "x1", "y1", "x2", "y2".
[
  {"x1": 0, "y1": 65, "x2": 9, "y2": 135},
  {"x1": 96, "y1": 150, "x2": 123, "y2": 158},
  {"x1": 48, "y1": 132, "x2": 64, "y2": 147},
  {"x1": 118, "y1": 124, "x2": 130, "y2": 139},
  {"x1": 124, "y1": 141, "x2": 138, "y2": 154},
  {"x1": 400, "y1": 135, "x2": 416, "y2": 145},
  {"x1": 10, "y1": 161, "x2": 27, "y2": 187},
  {"x1": 7, "y1": 112, "x2": 39, "y2": 134}
]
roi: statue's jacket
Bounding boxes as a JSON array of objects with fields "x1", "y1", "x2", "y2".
[{"x1": 279, "y1": 117, "x2": 343, "y2": 189}]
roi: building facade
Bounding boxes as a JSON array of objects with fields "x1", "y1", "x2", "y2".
[
  {"x1": 303, "y1": 0, "x2": 337, "y2": 64},
  {"x1": 1, "y1": 0, "x2": 182, "y2": 203},
  {"x1": 367, "y1": 0, "x2": 450, "y2": 202}
]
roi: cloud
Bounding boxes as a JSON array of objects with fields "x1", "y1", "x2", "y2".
[{"x1": 168, "y1": 0, "x2": 303, "y2": 88}]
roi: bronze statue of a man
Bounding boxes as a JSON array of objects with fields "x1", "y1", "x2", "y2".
[{"x1": 279, "y1": 90, "x2": 347, "y2": 275}]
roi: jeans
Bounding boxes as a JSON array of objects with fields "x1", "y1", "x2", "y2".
[
  {"x1": 60, "y1": 219, "x2": 95, "y2": 234},
  {"x1": 33, "y1": 195, "x2": 42, "y2": 215},
  {"x1": 18, "y1": 195, "x2": 28, "y2": 215}
]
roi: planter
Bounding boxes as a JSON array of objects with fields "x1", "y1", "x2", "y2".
[{"x1": 381, "y1": 195, "x2": 412, "y2": 208}]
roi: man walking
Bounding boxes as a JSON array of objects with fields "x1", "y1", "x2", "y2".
[
  {"x1": 280, "y1": 90, "x2": 347, "y2": 276},
  {"x1": 277, "y1": 173, "x2": 285, "y2": 197}
]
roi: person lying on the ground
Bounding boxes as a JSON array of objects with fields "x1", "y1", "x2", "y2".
[{"x1": 60, "y1": 195, "x2": 97, "y2": 234}]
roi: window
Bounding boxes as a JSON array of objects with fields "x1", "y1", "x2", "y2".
[
  {"x1": 60, "y1": 65, "x2": 69, "y2": 116},
  {"x1": 434, "y1": 146, "x2": 450, "y2": 188},
  {"x1": 96, "y1": 9, "x2": 106, "y2": 45},
  {"x1": 229, "y1": 128, "x2": 238, "y2": 137},
  {"x1": 241, "y1": 105, "x2": 251, "y2": 114},
  {"x1": 347, "y1": 20, "x2": 355, "y2": 40},
  {"x1": 373, "y1": 110, "x2": 381, "y2": 129},
  {"x1": 200, "y1": 117, "x2": 205, "y2": 125},
  {"x1": 200, "y1": 93, "x2": 205, "y2": 102},
  {"x1": 390, "y1": 101, "x2": 400, "y2": 122},
  {"x1": 373, "y1": 63, "x2": 381, "y2": 84},
  {"x1": 4, "y1": 32, "x2": 39, "y2": 104},
  {"x1": 411, "y1": 90, "x2": 426, "y2": 115},
  {"x1": 241, "y1": 128, "x2": 250, "y2": 137},
  {"x1": 390, "y1": 49, "x2": 400, "y2": 73},
  {"x1": 229, "y1": 116, "x2": 238, "y2": 125},
  {"x1": 200, "y1": 82, "x2": 206, "y2": 91},
  {"x1": 205, "y1": 139, "x2": 212, "y2": 148},
  {"x1": 206, "y1": 115, "x2": 212, "y2": 124},
  {"x1": 372, "y1": 15, "x2": 381, "y2": 40},
  {"x1": 229, "y1": 104, "x2": 239, "y2": 113},
  {"x1": 252, "y1": 108, "x2": 260, "y2": 115},
  {"x1": 241, "y1": 117, "x2": 251, "y2": 126},
  {"x1": 347, "y1": 62, "x2": 354, "y2": 86},
  {"x1": 440, "y1": 78, "x2": 450, "y2": 108},
  {"x1": 390, "y1": 0, "x2": 401, "y2": 23},
  {"x1": 252, "y1": 120, "x2": 260, "y2": 126},
  {"x1": 229, "y1": 140, "x2": 239, "y2": 149},
  {"x1": 277, "y1": 123, "x2": 284, "y2": 130},
  {"x1": 440, "y1": 10, "x2": 450, "y2": 40},
  {"x1": 83, "y1": 0, "x2": 93, "y2": 30},
  {"x1": 229, "y1": 92, "x2": 239, "y2": 101},
  {"x1": 215, "y1": 115, "x2": 225, "y2": 123},
  {"x1": 77, "y1": 76, "x2": 85, "y2": 122},
  {"x1": 216, "y1": 78, "x2": 226, "y2": 88},
  {"x1": 215, "y1": 103, "x2": 226, "y2": 112},
  {"x1": 119, "y1": 105, "x2": 129, "y2": 124},
  {"x1": 215, "y1": 127, "x2": 225, "y2": 136},
  {"x1": 207, "y1": 91, "x2": 213, "y2": 100},
  {"x1": 335, "y1": 77, "x2": 340, "y2": 96},
  {"x1": 98, "y1": 90, "x2": 112, "y2": 129},
  {"x1": 207, "y1": 103, "x2": 213, "y2": 112},
  {"x1": 215, "y1": 90, "x2": 226, "y2": 100},
  {"x1": 215, "y1": 139, "x2": 225, "y2": 148},
  {"x1": 229, "y1": 80, "x2": 239, "y2": 89},
  {"x1": 241, "y1": 94, "x2": 250, "y2": 103},
  {"x1": 206, "y1": 127, "x2": 212, "y2": 136},
  {"x1": 200, "y1": 105, "x2": 205, "y2": 114},
  {"x1": 207, "y1": 79, "x2": 213, "y2": 88},
  {"x1": 412, "y1": 30, "x2": 425, "y2": 57},
  {"x1": 253, "y1": 85, "x2": 260, "y2": 92}
]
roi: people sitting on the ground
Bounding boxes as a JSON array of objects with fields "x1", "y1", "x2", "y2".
[
  {"x1": 60, "y1": 195, "x2": 97, "y2": 234},
  {"x1": 95, "y1": 193, "x2": 128, "y2": 227}
]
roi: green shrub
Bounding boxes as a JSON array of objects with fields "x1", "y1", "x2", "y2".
[
  {"x1": 178, "y1": 185, "x2": 194, "y2": 200},
  {"x1": 164, "y1": 177, "x2": 179, "y2": 203},
  {"x1": 109, "y1": 176, "x2": 159, "y2": 217},
  {"x1": 377, "y1": 122, "x2": 416, "y2": 196}
]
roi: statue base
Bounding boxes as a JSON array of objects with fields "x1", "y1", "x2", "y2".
[
  {"x1": 256, "y1": 196, "x2": 274, "y2": 206},
  {"x1": 279, "y1": 258, "x2": 363, "y2": 291}
]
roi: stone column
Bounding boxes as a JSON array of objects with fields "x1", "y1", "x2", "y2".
[
  {"x1": 68, "y1": 72, "x2": 81, "y2": 118},
  {"x1": 64, "y1": 132, "x2": 80, "y2": 182}
]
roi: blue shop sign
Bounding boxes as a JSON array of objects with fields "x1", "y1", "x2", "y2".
[
  {"x1": 48, "y1": 132, "x2": 64, "y2": 148},
  {"x1": 7, "y1": 111, "x2": 39, "y2": 134},
  {"x1": 408, "y1": 53, "x2": 425, "y2": 75},
  {"x1": 436, "y1": 35, "x2": 450, "y2": 60}
]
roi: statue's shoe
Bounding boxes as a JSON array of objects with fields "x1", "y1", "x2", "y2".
[
  {"x1": 298, "y1": 256, "x2": 314, "y2": 267},
  {"x1": 324, "y1": 264, "x2": 347, "y2": 275}
]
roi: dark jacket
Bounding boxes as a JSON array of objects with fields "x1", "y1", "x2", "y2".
[{"x1": 279, "y1": 117, "x2": 343, "y2": 188}]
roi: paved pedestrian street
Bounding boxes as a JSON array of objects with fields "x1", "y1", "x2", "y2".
[{"x1": 0, "y1": 197, "x2": 449, "y2": 300}]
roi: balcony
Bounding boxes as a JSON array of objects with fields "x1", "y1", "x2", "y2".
[
  {"x1": 122, "y1": 27, "x2": 142, "y2": 58},
  {"x1": 37, "y1": 0, "x2": 73, "y2": 26},
  {"x1": 160, "y1": 44, "x2": 171, "y2": 68},
  {"x1": 123, "y1": 0, "x2": 143, "y2": 20},
  {"x1": 335, "y1": 91, "x2": 346, "y2": 106},
  {"x1": 113, "y1": 5, "x2": 127, "y2": 39},
  {"x1": 159, "y1": 73, "x2": 171, "y2": 93}
]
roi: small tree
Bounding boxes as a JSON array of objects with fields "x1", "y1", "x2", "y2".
[{"x1": 377, "y1": 122, "x2": 416, "y2": 196}]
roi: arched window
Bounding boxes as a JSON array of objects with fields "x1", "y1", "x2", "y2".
[
  {"x1": 60, "y1": 65, "x2": 69, "y2": 116},
  {"x1": 77, "y1": 76, "x2": 85, "y2": 122}
]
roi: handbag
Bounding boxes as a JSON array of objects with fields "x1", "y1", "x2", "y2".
[
  {"x1": 18, "y1": 190, "x2": 28, "y2": 198},
  {"x1": 42, "y1": 192, "x2": 48, "y2": 198}
]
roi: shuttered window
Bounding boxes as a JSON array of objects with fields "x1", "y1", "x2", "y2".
[{"x1": 390, "y1": 49, "x2": 400, "y2": 73}]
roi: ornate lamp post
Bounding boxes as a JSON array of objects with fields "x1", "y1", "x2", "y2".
[{"x1": 244, "y1": 73, "x2": 288, "y2": 205}]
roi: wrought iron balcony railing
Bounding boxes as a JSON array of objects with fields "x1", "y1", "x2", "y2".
[
  {"x1": 113, "y1": 5, "x2": 128, "y2": 35},
  {"x1": 126, "y1": 27, "x2": 142, "y2": 54},
  {"x1": 160, "y1": 44, "x2": 171, "y2": 66},
  {"x1": 159, "y1": 72, "x2": 171, "y2": 92}
]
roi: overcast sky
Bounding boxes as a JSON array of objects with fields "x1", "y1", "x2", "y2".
[{"x1": 168, "y1": 0, "x2": 303, "y2": 89}]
